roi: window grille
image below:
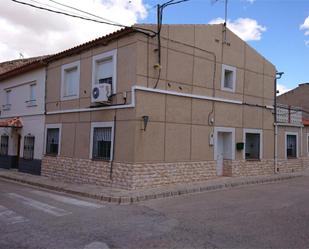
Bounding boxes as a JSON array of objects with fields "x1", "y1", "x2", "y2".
[
  {"x1": 46, "y1": 128, "x2": 59, "y2": 155},
  {"x1": 92, "y1": 127, "x2": 112, "y2": 160},
  {"x1": 0, "y1": 135, "x2": 9, "y2": 156},
  {"x1": 24, "y1": 136, "x2": 35, "y2": 160}
]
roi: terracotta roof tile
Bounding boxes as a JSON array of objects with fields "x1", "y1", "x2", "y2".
[
  {"x1": 0, "y1": 56, "x2": 49, "y2": 75},
  {"x1": 0, "y1": 117, "x2": 23, "y2": 128},
  {"x1": 303, "y1": 118, "x2": 309, "y2": 126}
]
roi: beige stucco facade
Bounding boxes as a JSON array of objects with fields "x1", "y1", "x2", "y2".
[{"x1": 41, "y1": 24, "x2": 308, "y2": 189}]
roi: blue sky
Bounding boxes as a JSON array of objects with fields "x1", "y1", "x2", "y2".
[
  {"x1": 142, "y1": 0, "x2": 309, "y2": 93},
  {"x1": 0, "y1": 0, "x2": 308, "y2": 93}
]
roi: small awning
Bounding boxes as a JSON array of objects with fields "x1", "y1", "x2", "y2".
[
  {"x1": 303, "y1": 118, "x2": 309, "y2": 126},
  {"x1": 0, "y1": 117, "x2": 23, "y2": 128}
]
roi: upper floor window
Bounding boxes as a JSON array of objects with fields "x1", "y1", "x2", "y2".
[
  {"x1": 92, "y1": 50, "x2": 117, "y2": 94},
  {"x1": 45, "y1": 124, "x2": 61, "y2": 156},
  {"x1": 61, "y1": 61, "x2": 80, "y2": 100},
  {"x1": 286, "y1": 133, "x2": 298, "y2": 159},
  {"x1": 0, "y1": 135, "x2": 9, "y2": 156},
  {"x1": 30, "y1": 84, "x2": 36, "y2": 101},
  {"x1": 221, "y1": 64, "x2": 236, "y2": 92},
  {"x1": 2, "y1": 90, "x2": 11, "y2": 111},
  {"x1": 24, "y1": 136, "x2": 35, "y2": 160},
  {"x1": 26, "y1": 84, "x2": 37, "y2": 107}
]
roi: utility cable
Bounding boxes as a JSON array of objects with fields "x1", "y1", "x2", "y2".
[
  {"x1": 11, "y1": 0, "x2": 157, "y2": 36},
  {"x1": 47, "y1": 0, "x2": 123, "y2": 25}
]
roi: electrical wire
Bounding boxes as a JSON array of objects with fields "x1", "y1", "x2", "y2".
[
  {"x1": 47, "y1": 0, "x2": 123, "y2": 25},
  {"x1": 153, "y1": 0, "x2": 191, "y2": 89},
  {"x1": 11, "y1": 0, "x2": 157, "y2": 36}
]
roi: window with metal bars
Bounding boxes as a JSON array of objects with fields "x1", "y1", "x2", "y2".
[
  {"x1": 286, "y1": 134, "x2": 297, "y2": 158},
  {"x1": 24, "y1": 136, "x2": 35, "y2": 160},
  {"x1": 92, "y1": 127, "x2": 112, "y2": 160},
  {"x1": 0, "y1": 135, "x2": 9, "y2": 156},
  {"x1": 46, "y1": 128, "x2": 59, "y2": 155}
]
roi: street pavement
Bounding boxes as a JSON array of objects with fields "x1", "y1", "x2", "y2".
[{"x1": 1, "y1": 176, "x2": 309, "y2": 249}]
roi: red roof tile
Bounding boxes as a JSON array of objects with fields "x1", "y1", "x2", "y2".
[{"x1": 0, "y1": 117, "x2": 23, "y2": 128}]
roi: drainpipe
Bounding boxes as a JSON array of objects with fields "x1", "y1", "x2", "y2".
[
  {"x1": 300, "y1": 126, "x2": 303, "y2": 158},
  {"x1": 274, "y1": 72, "x2": 284, "y2": 173}
]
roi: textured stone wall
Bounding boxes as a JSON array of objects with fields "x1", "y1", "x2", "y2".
[
  {"x1": 42, "y1": 156, "x2": 217, "y2": 189},
  {"x1": 231, "y1": 160, "x2": 275, "y2": 176},
  {"x1": 131, "y1": 161, "x2": 217, "y2": 189},
  {"x1": 277, "y1": 158, "x2": 308, "y2": 173},
  {"x1": 42, "y1": 156, "x2": 133, "y2": 189},
  {"x1": 42, "y1": 156, "x2": 309, "y2": 190}
]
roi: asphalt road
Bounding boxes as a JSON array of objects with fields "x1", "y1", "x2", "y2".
[{"x1": 1, "y1": 176, "x2": 309, "y2": 249}]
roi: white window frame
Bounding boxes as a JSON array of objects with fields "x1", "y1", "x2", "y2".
[
  {"x1": 44, "y1": 124, "x2": 62, "y2": 156},
  {"x1": 285, "y1": 132, "x2": 298, "y2": 159},
  {"x1": 26, "y1": 83, "x2": 37, "y2": 107},
  {"x1": 29, "y1": 83, "x2": 36, "y2": 101},
  {"x1": 92, "y1": 49, "x2": 117, "y2": 95},
  {"x1": 307, "y1": 133, "x2": 309, "y2": 157},
  {"x1": 243, "y1": 129, "x2": 263, "y2": 160},
  {"x1": 3, "y1": 89, "x2": 11, "y2": 110},
  {"x1": 214, "y1": 127, "x2": 236, "y2": 161},
  {"x1": 61, "y1": 61, "x2": 80, "y2": 101},
  {"x1": 89, "y1": 121, "x2": 114, "y2": 161},
  {"x1": 221, "y1": 64, "x2": 236, "y2": 92}
]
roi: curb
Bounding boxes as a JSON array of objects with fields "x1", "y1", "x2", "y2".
[{"x1": 0, "y1": 173, "x2": 303, "y2": 204}]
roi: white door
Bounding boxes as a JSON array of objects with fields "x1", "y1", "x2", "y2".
[
  {"x1": 216, "y1": 131, "x2": 233, "y2": 176},
  {"x1": 216, "y1": 133, "x2": 224, "y2": 176}
]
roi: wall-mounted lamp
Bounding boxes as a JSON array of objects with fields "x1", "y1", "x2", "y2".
[{"x1": 142, "y1": 115, "x2": 149, "y2": 131}]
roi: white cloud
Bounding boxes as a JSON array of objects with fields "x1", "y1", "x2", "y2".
[
  {"x1": 305, "y1": 40, "x2": 309, "y2": 47},
  {"x1": 300, "y1": 16, "x2": 309, "y2": 36},
  {"x1": 245, "y1": 0, "x2": 256, "y2": 4},
  {"x1": 209, "y1": 17, "x2": 266, "y2": 41},
  {"x1": 0, "y1": 0, "x2": 148, "y2": 62},
  {"x1": 277, "y1": 84, "x2": 291, "y2": 96}
]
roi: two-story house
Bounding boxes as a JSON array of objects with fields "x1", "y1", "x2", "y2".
[
  {"x1": 40, "y1": 24, "x2": 281, "y2": 189},
  {"x1": 2, "y1": 24, "x2": 307, "y2": 189},
  {"x1": 0, "y1": 56, "x2": 48, "y2": 175},
  {"x1": 275, "y1": 84, "x2": 309, "y2": 171}
]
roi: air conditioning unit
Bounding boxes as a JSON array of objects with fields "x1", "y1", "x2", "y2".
[{"x1": 92, "y1": 83, "x2": 112, "y2": 103}]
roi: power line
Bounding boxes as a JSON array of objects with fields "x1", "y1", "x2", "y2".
[
  {"x1": 47, "y1": 0, "x2": 123, "y2": 25},
  {"x1": 11, "y1": 0, "x2": 157, "y2": 36}
]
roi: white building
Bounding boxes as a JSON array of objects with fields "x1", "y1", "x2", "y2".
[{"x1": 0, "y1": 58, "x2": 46, "y2": 175}]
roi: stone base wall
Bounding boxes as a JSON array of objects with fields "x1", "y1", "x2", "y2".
[
  {"x1": 277, "y1": 158, "x2": 308, "y2": 173},
  {"x1": 42, "y1": 156, "x2": 133, "y2": 189},
  {"x1": 230, "y1": 159, "x2": 275, "y2": 177},
  {"x1": 132, "y1": 161, "x2": 217, "y2": 189},
  {"x1": 42, "y1": 156, "x2": 217, "y2": 190},
  {"x1": 42, "y1": 156, "x2": 309, "y2": 190}
]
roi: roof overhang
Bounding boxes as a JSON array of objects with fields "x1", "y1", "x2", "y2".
[{"x1": 0, "y1": 117, "x2": 23, "y2": 128}]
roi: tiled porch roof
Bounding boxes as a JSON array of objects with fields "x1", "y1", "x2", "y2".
[
  {"x1": 0, "y1": 117, "x2": 23, "y2": 128},
  {"x1": 303, "y1": 118, "x2": 309, "y2": 126}
]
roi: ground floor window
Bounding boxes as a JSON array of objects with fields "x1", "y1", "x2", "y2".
[
  {"x1": 91, "y1": 122, "x2": 114, "y2": 161},
  {"x1": 244, "y1": 129, "x2": 262, "y2": 160},
  {"x1": 0, "y1": 135, "x2": 9, "y2": 156},
  {"x1": 286, "y1": 133, "x2": 297, "y2": 158},
  {"x1": 24, "y1": 136, "x2": 35, "y2": 160},
  {"x1": 46, "y1": 128, "x2": 60, "y2": 155},
  {"x1": 307, "y1": 134, "x2": 309, "y2": 156}
]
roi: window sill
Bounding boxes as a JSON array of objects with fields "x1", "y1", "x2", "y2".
[
  {"x1": 245, "y1": 158, "x2": 261, "y2": 161},
  {"x1": 61, "y1": 95, "x2": 78, "y2": 101},
  {"x1": 91, "y1": 158, "x2": 111, "y2": 162},
  {"x1": 287, "y1": 157, "x2": 298, "y2": 160},
  {"x1": 221, "y1": 87, "x2": 235, "y2": 93},
  {"x1": 44, "y1": 154, "x2": 59, "y2": 157},
  {"x1": 26, "y1": 100, "x2": 37, "y2": 107}
]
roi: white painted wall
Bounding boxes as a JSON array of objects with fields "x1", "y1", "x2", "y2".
[
  {"x1": 0, "y1": 68, "x2": 45, "y2": 159},
  {"x1": 0, "y1": 68, "x2": 45, "y2": 118}
]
